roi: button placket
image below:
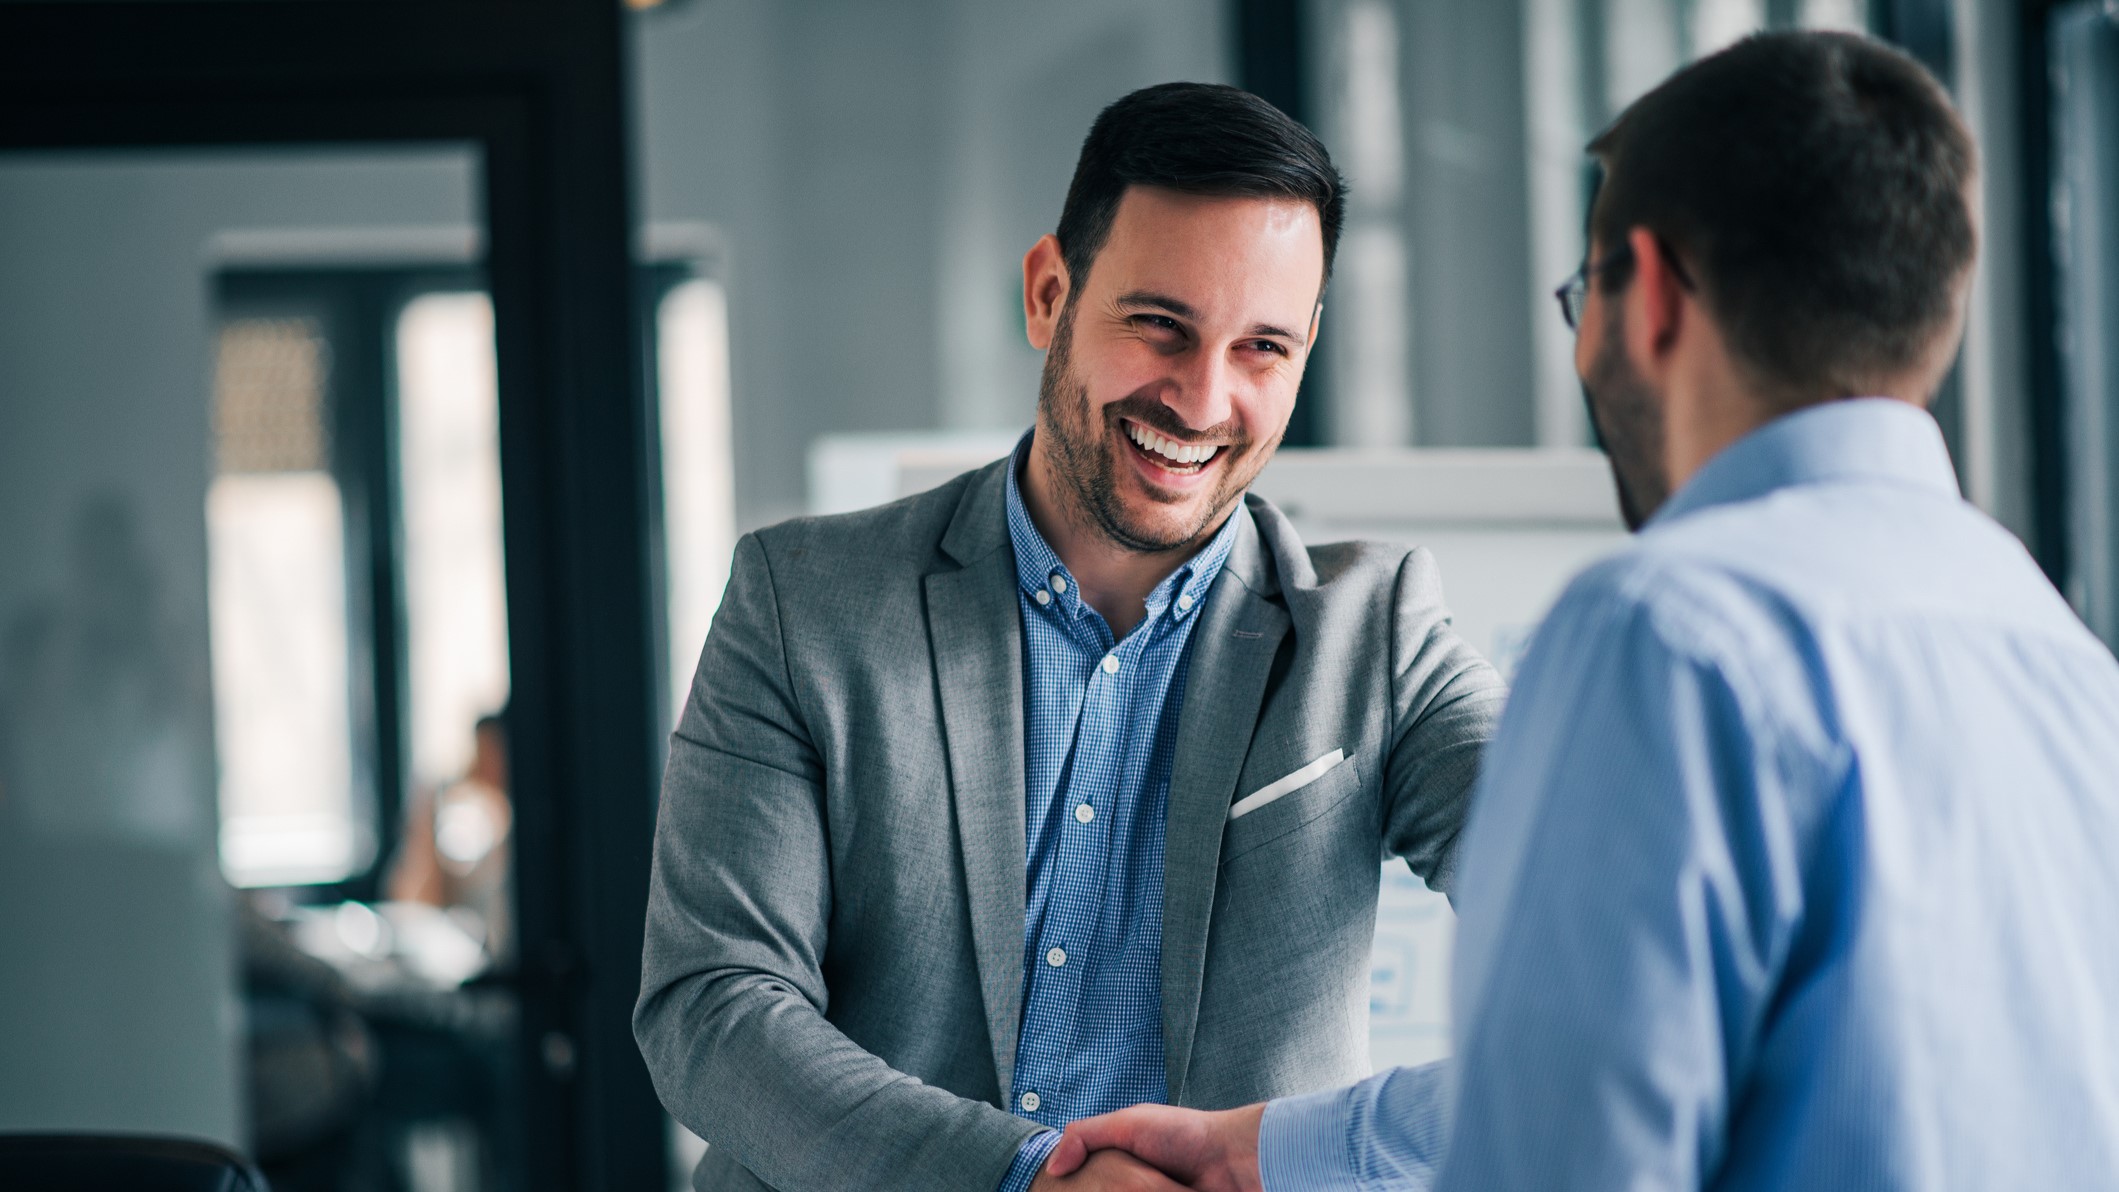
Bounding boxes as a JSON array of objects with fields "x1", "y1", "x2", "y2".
[{"x1": 1003, "y1": 497, "x2": 1238, "y2": 1134}]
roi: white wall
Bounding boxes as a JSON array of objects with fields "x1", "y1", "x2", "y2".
[{"x1": 0, "y1": 147, "x2": 474, "y2": 1145}]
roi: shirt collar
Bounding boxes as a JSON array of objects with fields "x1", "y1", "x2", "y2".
[
  {"x1": 1650, "y1": 397, "x2": 1962, "y2": 528},
  {"x1": 1003, "y1": 430, "x2": 1241, "y2": 629}
]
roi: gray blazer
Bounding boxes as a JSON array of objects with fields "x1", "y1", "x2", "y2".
[{"x1": 635, "y1": 458, "x2": 1504, "y2": 1192}]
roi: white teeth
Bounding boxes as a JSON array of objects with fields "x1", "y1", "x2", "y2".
[{"x1": 1126, "y1": 422, "x2": 1219, "y2": 468}]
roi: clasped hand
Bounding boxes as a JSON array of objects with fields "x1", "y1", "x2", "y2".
[{"x1": 1030, "y1": 1102, "x2": 1267, "y2": 1192}]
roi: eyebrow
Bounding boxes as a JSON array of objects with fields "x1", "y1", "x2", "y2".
[{"x1": 1114, "y1": 290, "x2": 1307, "y2": 346}]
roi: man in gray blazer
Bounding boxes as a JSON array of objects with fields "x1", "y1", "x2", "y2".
[{"x1": 635, "y1": 83, "x2": 1505, "y2": 1192}]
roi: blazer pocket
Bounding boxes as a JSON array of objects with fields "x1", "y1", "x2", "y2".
[
  {"x1": 1229, "y1": 749, "x2": 1346, "y2": 820},
  {"x1": 1220, "y1": 751, "x2": 1362, "y2": 865}
]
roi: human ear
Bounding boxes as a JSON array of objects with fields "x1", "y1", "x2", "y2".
[
  {"x1": 1022, "y1": 234, "x2": 1071, "y2": 351},
  {"x1": 1624, "y1": 225, "x2": 1687, "y2": 377}
]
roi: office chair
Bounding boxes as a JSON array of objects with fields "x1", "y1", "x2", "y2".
[{"x1": 0, "y1": 1134, "x2": 269, "y2": 1191}]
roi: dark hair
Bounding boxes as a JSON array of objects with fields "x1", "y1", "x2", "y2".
[
  {"x1": 1589, "y1": 31, "x2": 1976, "y2": 401},
  {"x1": 1055, "y1": 82, "x2": 1346, "y2": 296}
]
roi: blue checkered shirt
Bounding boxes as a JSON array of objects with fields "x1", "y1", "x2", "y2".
[{"x1": 996, "y1": 437, "x2": 1241, "y2": 1191}]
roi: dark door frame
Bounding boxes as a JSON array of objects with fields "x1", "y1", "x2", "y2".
[
  {"x1": 1234, "y1": 0, "x2": 1328, "y2": 448},
  {"x1": 2018, "y1": 0, "x2": 2078, "y2": 591},
  {"x1": 0, "y1": 6, "x2": 667, "y2": 1190}
]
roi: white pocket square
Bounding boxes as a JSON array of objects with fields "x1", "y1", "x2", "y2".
[{"x1": 1228, "y1": 749, "x2": 1346, "y2": 821}]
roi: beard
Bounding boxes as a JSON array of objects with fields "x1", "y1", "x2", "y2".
[
  {"x1": 1035, "y1": 299, "x2": 1267, "y2": 554},
  {"x1": 1581, "y1": 306, "x2": 1670, "y2": 532}
]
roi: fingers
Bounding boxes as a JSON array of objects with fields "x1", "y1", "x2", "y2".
[
  {"x1": 1048, "y1": 1105, "x2": 1187, "y2": 1179},
  {"x1": 1078, "y1": 1148, "x2": 1196, "y2": 1191},
  {"x1": 1132, "y1": 1162, "x2": 1192, "y2": 1192},
  {"x1": 1047, "y1": 1131, "x2": 1089, "y2": 1177},
  {"x1": 1066, "y1": 1105, "x2": 1159, "y2": 1154},
  {"x1": 1047, "y1": 1109, "x2": 1146, "y2": 1177}
]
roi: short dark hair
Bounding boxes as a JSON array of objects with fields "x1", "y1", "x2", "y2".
[
  {"x1": 1055, "y1": 82, "x2": 1346, "y2": 296},
  {"x1": 1589, "y1": 31, "x2": 1976, "y2": 402}
]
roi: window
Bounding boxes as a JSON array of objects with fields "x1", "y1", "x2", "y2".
[
  {"x1": 208, "y1": 316, "x2": 364, "y2": 886},
  {"x1": 654, "y1": 277, "x2": 737, "y2": 724},
  {"x1": 206, "y1": 262, "x2": 734, "y2": 890},
  {"x1": 1310, "y1": 0, "x2": 1874, "y2": 450},
  {"x1": 396, "y1": 292, "x2": 510, "y2": 795}
]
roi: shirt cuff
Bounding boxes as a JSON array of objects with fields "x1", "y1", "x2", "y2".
[
  {"x1": 1260, "y1": 1065, "x2": 1451, "y2": 1192},
  {"x1": 1259, "y1": 1083, "x2": 1364, "y2": 1192},
  {"x1": 996, "y1": 1129, "x2": 1062, "y2": 1192}
]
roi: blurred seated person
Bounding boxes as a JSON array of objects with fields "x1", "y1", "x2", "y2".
[{"x1": 389, "y1": 711, "x2": 513, "y2": 967}]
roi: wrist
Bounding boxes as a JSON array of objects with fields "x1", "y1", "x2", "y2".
[{"x1": 1217, "y1": 1103, "x2": 1268, "y2": 1192}]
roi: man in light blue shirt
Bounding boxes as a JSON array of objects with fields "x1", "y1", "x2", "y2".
[{"x1": 1045, "y1": 30, "x2": 2119, "y2": 1191}]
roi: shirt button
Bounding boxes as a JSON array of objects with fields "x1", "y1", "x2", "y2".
[
  {"x1": 1100, "y1": 654, "x2": 1119, "y2": 674},
  {"x1": 1033, "y1": 588, "x2": 1051, "y2": 607},
  {"x1": 1074, "y1": 803, "x2": 1095, "y2": 824},
  {"x1": 1177, "y1": 592, "x2": 1195, "y2": 612},
  {"x1": 1051, "y1": 576, "x2": 1068, "y2": 594},
  {"x1": 1046, "y1": 946, "x2": 1067, "y2": 968},
  {"x1": 1019, "y1": 1091, "x2": 1041, "y2": 1113}
]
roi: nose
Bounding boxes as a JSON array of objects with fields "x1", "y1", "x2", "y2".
[{"x1": 1162, "y1": 344, "x2": 1235, "y2": 433}]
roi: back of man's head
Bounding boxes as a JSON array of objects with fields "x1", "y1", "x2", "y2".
[
  {"x1": 1590, "y1": 31, "x2": 1977, "y2": 407},
  {"x1": 1056, "y1": 82, "x2": 1346, "y2": 295}
]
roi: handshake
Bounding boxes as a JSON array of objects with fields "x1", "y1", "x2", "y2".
[{"x1": 1031, "y1": 1103, "x2": 1268, "y2": 1192}]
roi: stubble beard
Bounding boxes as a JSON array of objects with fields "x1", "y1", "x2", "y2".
[
  {"x1": 1035, "y1": 300, "x2": 1266, "y2": 555},
  {"x1": 1582, "y1": 306, "x2": 1671, "y2": 532}
]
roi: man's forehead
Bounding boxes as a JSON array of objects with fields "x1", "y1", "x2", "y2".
[
  {"x1": 1095, "y1": 186, "x2": 1325, "y2": 318},
  {"x1": 1106, "y1": 184, "x2": 1321, "y2": 242}
]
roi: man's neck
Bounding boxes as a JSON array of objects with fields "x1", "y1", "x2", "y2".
[
  {"x1": 1021, "y1": 440, "x2": 1226, "y2": 639},
  {"x1": 1665, "y1": 392, "x2": 1769, "y2": 495},
  {"x1": 1666, "y1": 385, "x2": 1931, "y2": 497}
]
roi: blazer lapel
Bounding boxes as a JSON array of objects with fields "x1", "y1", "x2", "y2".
[
  {"x1": 924, "y1": 461, "x2": 1030, "y2": 1100},
  {"x1": 1161, "y1": 506, "x2": 1289, "y2": 1103}
]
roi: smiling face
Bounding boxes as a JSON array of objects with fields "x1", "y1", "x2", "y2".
[{"x1": 1027, "y1": 186, "x2": 1324, "y2": 555}]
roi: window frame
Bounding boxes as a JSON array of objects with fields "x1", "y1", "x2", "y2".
[{"x1": 214, "y1": 266, "x2": 483, "y2": 901}]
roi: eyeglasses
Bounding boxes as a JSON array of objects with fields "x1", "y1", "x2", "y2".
[
  {"x1": 1553, "y1": 244, "x2": 1634, "y2": 332},
  {"x1": 1553, "y1": 240, "x2": 1694, "y2": 331}
]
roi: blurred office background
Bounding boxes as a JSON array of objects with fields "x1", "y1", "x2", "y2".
[{"x1": 0, "y1": 1, "x2": 2114, "y2": 1190}]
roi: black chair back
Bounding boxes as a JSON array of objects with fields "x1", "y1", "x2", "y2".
[{"x1": 0, "y1": 1134, "x2": 269, "y2": 1192}]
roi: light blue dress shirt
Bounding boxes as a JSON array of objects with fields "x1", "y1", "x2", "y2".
[
  {"x1": 997, "y1": 436, "x2": 1241, "y2": 1190},
  {"x1": 1261, "y1": 398, "x2": 2119, "y2": 1190}
]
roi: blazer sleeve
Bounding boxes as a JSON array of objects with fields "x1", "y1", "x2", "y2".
[
  {"x1": 1380, "y1": 545, "x2": 1509, "y2": 896},
  {"x1": 633, "y1": 532, "x2": 1041, "y2": 1192}
]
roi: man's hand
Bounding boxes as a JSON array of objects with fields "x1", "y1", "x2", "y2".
[
  {"x1": 1029, "y1": 1146, "x2": 1197, "y2": 1191},
  {"x1": 1044, "y1": 1103, "x2": 1266, "y2": 1192}
]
